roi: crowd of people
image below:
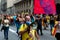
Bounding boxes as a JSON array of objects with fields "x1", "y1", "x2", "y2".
[{"x1": 0, "y1": 13, "x2": 60, "y2": 40}]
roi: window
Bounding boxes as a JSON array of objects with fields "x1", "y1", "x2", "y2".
[
  {"x1": 29, "y1": 9, "x2": 31, "y2": 14},
  {"x1": 29, "y1": 0, "x2": 31, "y2": 7}
]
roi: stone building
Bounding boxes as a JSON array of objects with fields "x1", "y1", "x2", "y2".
[
  {"x1": 7, "y1": 0, "x2": 15, "y2": 14},
  {"x1": 14, "y1": 0, "x2": 33, "y2": 14},
  {"x1": 1, "y1": 0, "x2": 7, "y2": 14}
]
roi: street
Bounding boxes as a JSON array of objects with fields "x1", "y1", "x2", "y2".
[{"x1": 0, "y1": 26, "x2": 56, "y2": 40}]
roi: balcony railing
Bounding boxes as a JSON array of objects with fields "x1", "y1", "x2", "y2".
[{"x1": 14, "y1": 0, "x2": 22, "y2": 4}]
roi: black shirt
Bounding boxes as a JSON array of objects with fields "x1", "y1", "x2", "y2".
[{"x1": 50, "y1": 16, "x2": 55, "y2": 24}]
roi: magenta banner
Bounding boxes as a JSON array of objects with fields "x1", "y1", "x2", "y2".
[
  {"x1": 34, "y1": 0, "x2": 56, "y2": 14},
  {"x1": 34, "y1": 0, "x2": 45, "y2": 14}
]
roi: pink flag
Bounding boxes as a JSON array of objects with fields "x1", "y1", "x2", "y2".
[
  {"x1": 34, "y1": 0, "x2": 56, "y2": 14},
  {"x1": 34, "y1": 0, "x2": 45, "y2": 14}
]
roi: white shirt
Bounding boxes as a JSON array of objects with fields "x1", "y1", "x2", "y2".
[{"x1": 4, "y1": 19, "x2": 10, "y2": 27}]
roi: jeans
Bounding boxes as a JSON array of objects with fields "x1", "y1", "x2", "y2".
[
  {"x1": 50, "y1": 24, "x2": 54, "y2": 34},
  {"x1": 16, "y1": 23, "x2": 21, "y2": 33},
  {"x1": 37, "y1": 25, "x2": 43, "y2": 35},
  {"x1": 4, "y1": 27, "x2": 9, "y2": 39}
]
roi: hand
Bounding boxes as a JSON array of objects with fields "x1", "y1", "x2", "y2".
[{"x1": 29, "y1": 33, "x2": 33, "y2": 38}]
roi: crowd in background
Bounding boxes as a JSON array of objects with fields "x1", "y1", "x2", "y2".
[{"x1": 0, "y1": 13, "x2": 60, "y2": 40}]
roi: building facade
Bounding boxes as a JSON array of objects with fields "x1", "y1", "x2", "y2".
[
  {"x1": 7, "y1": 0, "x2": 15, "y2": 14},
  {"x1": 55, "y1": 0, "x2": 60, "y2": 14},
  {"x1": 0, "y1": 0, "x2": 2, "y2": 14},
  {"x1": 14, "y1": 0, "x2": 60, "y2": 14},
  {"x1": 55, "y1": 0, "x2": 60, "y2": 3},
  {"x1": 14, "y1": 0, "x2": 33, "y2": 14},
  {"x1": 0, "y1": 0, "x2": 60, "y2": 14}
]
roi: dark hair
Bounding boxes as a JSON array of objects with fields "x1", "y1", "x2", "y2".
[
  {"x1": 57, "y1": 14, "x2": 60, "y2": 21},
  {"x1": 27, "y1": 21, "x2": 37, "y2": 33},
  {"x1": 27, "y1": 24, "x2": 33, "y2": 33},
  {"x1": 4, "y1": 16, "x2": 6, "y2": 19}
]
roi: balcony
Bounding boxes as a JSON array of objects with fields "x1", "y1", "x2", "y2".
[{"x1": 14, "y1": 0, "x2": 22, "y2": 4}]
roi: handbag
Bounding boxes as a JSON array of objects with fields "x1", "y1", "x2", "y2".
[{"x1": 1, "y1": 25, "x2": 5, "y2": 31}]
